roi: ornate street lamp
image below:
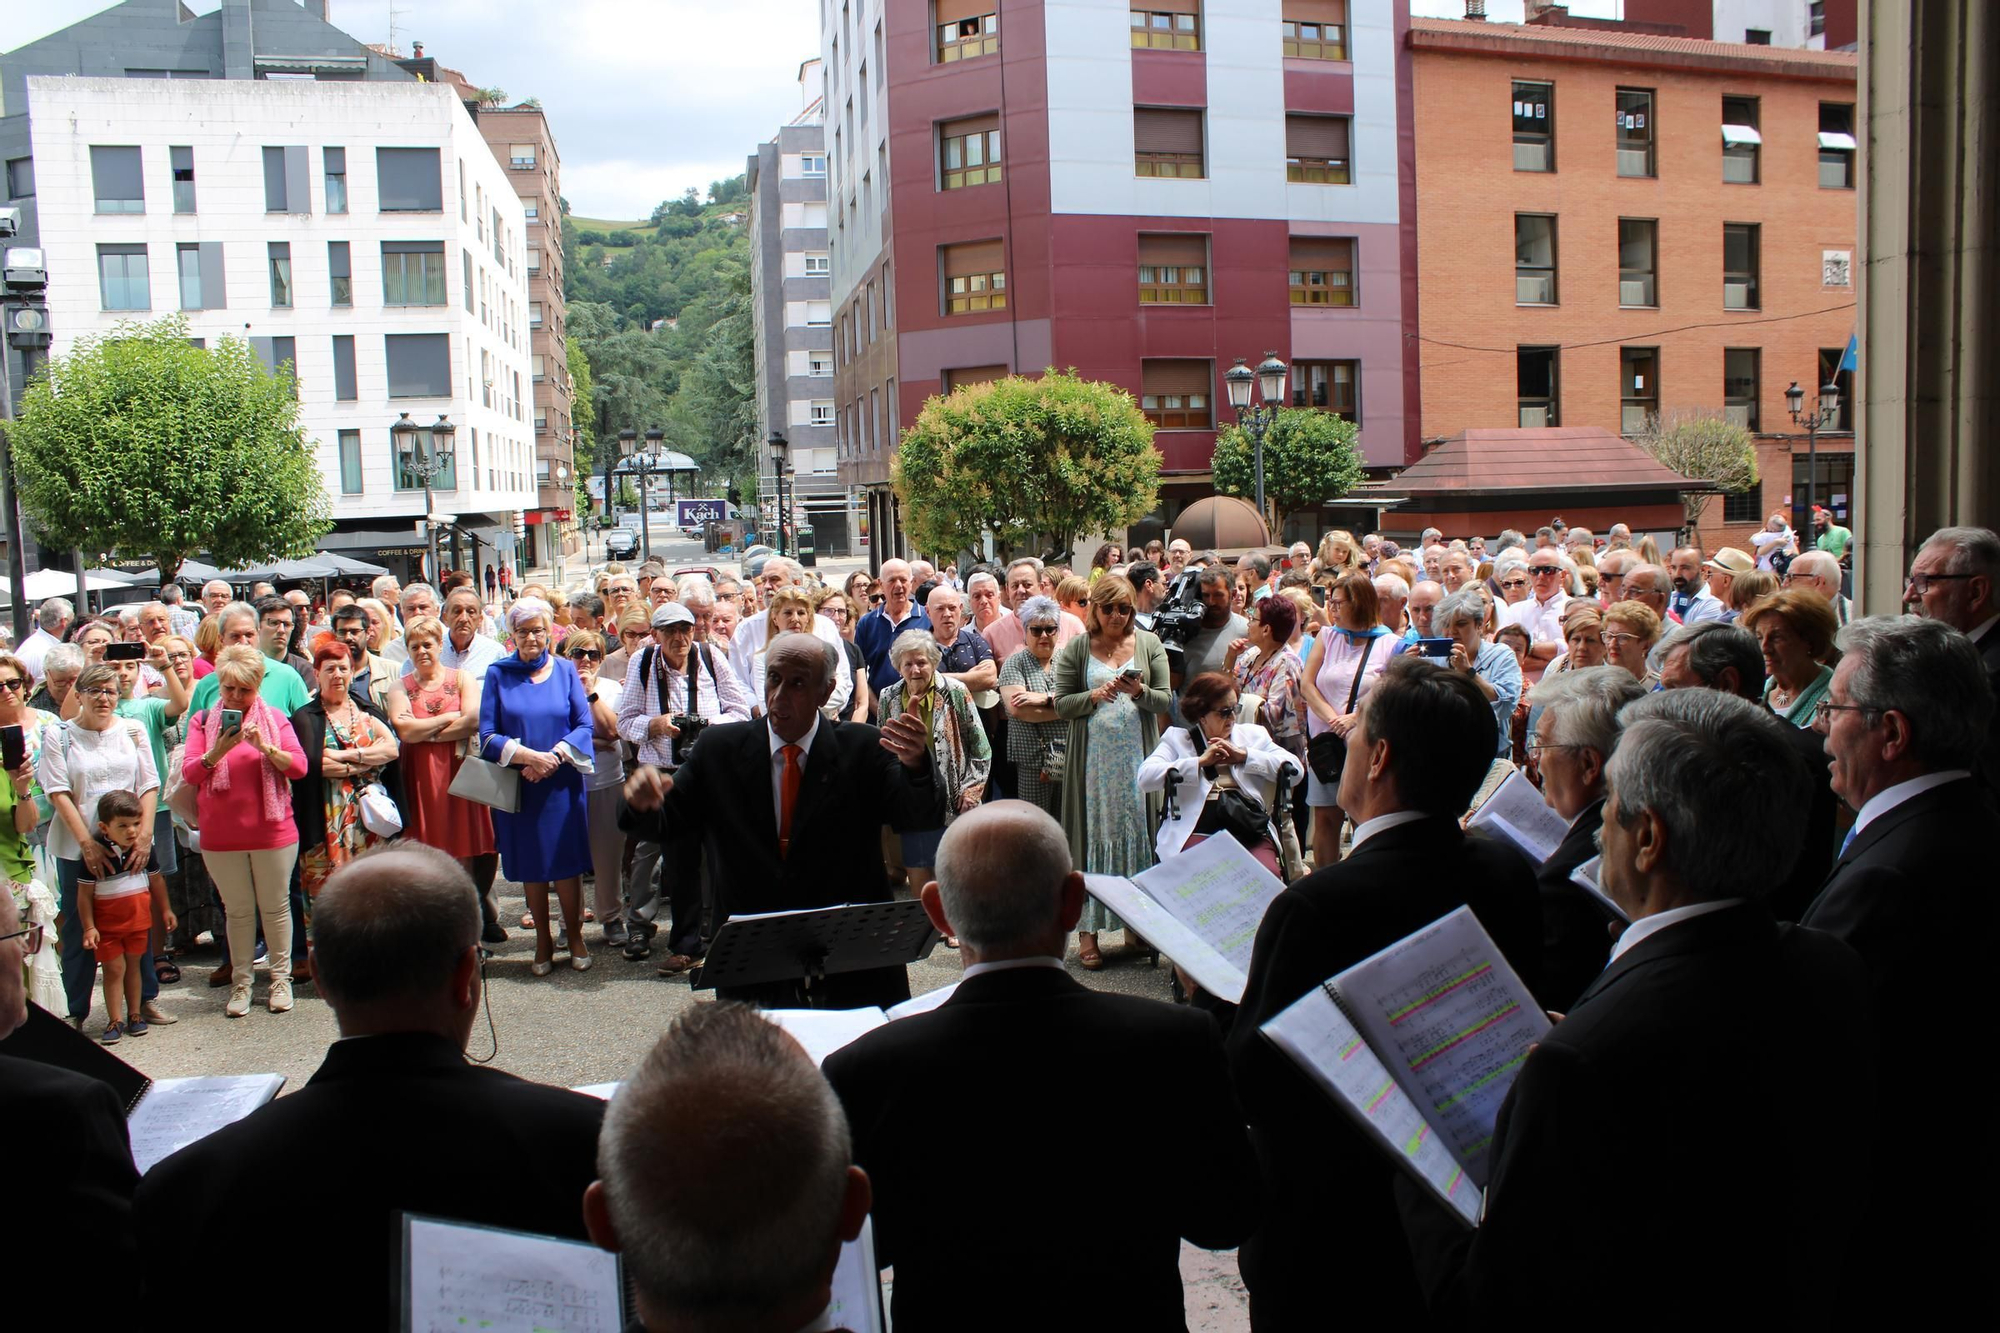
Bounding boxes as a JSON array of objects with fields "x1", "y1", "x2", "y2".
[
  {"x1": 1225, "y1": 352, "x2": 1289, "y2": 521},
  {"x1": 769, "y1": 430, "x2": 791, "y2": 557},
  {"x1": 1785, "y1": 378, "x2": 1842, "y2": 528}
]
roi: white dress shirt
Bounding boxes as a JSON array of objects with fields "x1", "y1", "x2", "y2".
[
  {"x1": 1677, "y1": 585, "x2": 1728, "y2": 625},
  {"x1": 1498, "y1": 591, "x2": 1570, "y2": 644},
  {"x1": 1849, "y1": 769, "x2": 1972, "y2": 838},
  {"x1": 1349, "y1": 808, "x2": 1429, "y2": 852},
  {"x1": 730, "y1": 611, "x2": 852, "y2": 713},
  {"x1": 15, "y1": 627, "x2": 58, "y2": 683},
  {"x1": 1607, "y1": 898, "x2": 1742, "y2": 965},
  {"x1": 962, "y1": 956, "x2": 1066, "y2": 980},
  {"x1": 440, "y1": 631, "x2": 505, "y2": 678},
  {"x1": 768, "y1": 712, "x2": 821, "y2": 839}
]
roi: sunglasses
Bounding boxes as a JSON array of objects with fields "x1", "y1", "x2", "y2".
[
  {"x1": 1028, "y1": 625, "x2": 1059, "y2": 637},
  {"x1": 1528, "y1": 565, "x2": 1561, "y2": 575},
  {"x1": 1212, "y1": 705, "x2": 1239, "y2": 719},
  {"x1": 570, "y1": 649, "x2": 602, "y2": 660},
  {"x1": 1104, "y1": 604, "x2": 1134, "y2": 615},
  {"x1": 0, "y1": 678, "x2": 22, "y2": 693},
  {"x1": 1500, "y1": 579, "x2": 1529, "y2": 589}
]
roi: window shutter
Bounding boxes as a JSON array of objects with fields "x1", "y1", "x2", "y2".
[
  {"x1": 1148, "y1": 0, "x2": 1202, "y2": 13},
  {"x1": 91, "y1": 146, "x2": 143, "y2": 201},
  {"x1": 942, "y1": 240, "x2": 1004, "y2": 277},
  {"x1": 1289, "y1": 237, "x2": 1350, "y2": 269},
  {"x1": 1143, "y1": 359, "x2": 1211, "y2": 396},
  {"x1": 943, "y1": 113, "x2": 1000, "y2": 139},
  {"x1": 198, "y1": 242, "x2": 226, "y2": 309},
  {"x1": 1138, "y1": 233, "x2": 1208, "y2": 267},
  {"x1": 285, "y1": 146, "x2": 310, "y2": 214},
  {"x1": 935, "y1": 0, "x2": 991, "y2": 23},
  {"x1": 1284, "y1": 0, "x2": 1347, "y2": 22},
  {"x1": 1286, "y1": 115, "x2": 1349, "y2": 159},
  {"x1": 1135, "y1": 108, "x2": 1203, "y2": 154}
]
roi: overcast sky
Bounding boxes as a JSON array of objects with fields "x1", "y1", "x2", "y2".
[{"x1": 3, "y1": 0, "x2": 1618, "y2": 219}]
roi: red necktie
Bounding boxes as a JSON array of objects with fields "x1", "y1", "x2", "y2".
[{"x1": 778, "y1": 744, "x2": 803, "y2": 856}]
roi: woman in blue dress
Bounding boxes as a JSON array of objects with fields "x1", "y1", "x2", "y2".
[{"x1": 479, "y1": 597, "x2": 594, "y2": 975}]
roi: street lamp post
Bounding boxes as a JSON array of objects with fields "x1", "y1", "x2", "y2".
[
  {"x1": 394, "y1": 412, "x2": 456, "y2": 581},
  {"x1": 1784, "y1": 378, "x2": 1842, "y2": 530},
  {"x1": 1224, "y1": 352, "x2": 1289, "y2": 525},
  {"x1": 618, "y1": 428, "x2": 672, "y2": 561},
  {"x1": 768, "y1": 431, "x2": 790, "y2": 557}
]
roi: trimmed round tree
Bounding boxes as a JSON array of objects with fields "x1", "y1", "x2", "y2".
[{"x1": 1211, "y1": 407, "x2": 1365, "y2": 534}]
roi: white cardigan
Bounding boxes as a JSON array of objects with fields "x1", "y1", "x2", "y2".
[{"x1": 1136, "y1": 721, "x2": 1304, "y2": 862}]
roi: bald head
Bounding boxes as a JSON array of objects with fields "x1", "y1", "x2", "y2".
[
  {"x1": 928, "y1": 801, "x2": 1083, "y2": 958},
  {"x1": 1787, "y1": 549, "x2": 1843, "y2": 600},
  {"x1": 311, "y1": 845, "x2": 481, "y2": 1039},
  {"x1": 767, "y1": 630, "x2": 834, "y2": 689},
  {"x1": 587, "y1": 1004, "x2": 866, "y2": 1331}
]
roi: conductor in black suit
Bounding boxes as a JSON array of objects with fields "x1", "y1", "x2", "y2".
[
  {"x1": 1804, "y1": 614, "x2": 1997, "y2": 1320},
  {"x1": 1400, "y1": 690, "x2": 1876, "y2": 1322},
  {"x1": 1521, "y1": 666, "x2": 1644, "y2": 1009},
  {"x1": 823, "y1": 801, "x2": 1260, "y2": 1332},
  {"x1": 621, "y1": 633, "x2": 942, "y2": 1009},
  {"x1": 135, "y1": 845, "x2": 606, "y2": 1324},
  {"x1": 1228, "y1": 657, "x2": 1542, "y2": 1328},
  {"x1": 0, "y1": 893, "x2": 140, "y2": 1325}
]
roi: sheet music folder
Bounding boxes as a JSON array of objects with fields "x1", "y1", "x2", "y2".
[
  {"x1": 692, "y1": 900, "x2": 940, "y2": 997},
  {"x1": 0, "y1": 1002, "x2": 151, "y2": 1114}
]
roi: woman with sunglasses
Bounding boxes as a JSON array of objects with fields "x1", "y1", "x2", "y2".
[
  {"x1": 563, "y1": 630, "x2": 628, "y2": 943},
  {"x1": 385, "y1": 617, "x2": 495, "y2": 876},
  {"x1": 1139, "y1": 671, "x2": 1301, "y2": 880},
  {"x1": 997, "y1": 596, "x2": 1067, "y2": 820},
  {"x1": 1053, "y1": 574, "x2": 1172, "y2": 968}
]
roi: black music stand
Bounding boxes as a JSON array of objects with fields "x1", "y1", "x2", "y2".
[{"x1": 692, "y1": 901, "x2": 941, "y2": 1009}]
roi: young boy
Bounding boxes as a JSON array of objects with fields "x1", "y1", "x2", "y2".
[{"x1": 77, "y1": 789, "x2": 176, "y2": 1044}]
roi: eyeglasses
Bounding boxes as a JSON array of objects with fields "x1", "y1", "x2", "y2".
[
  {"x1": 0, "y1": 678, "x2": 22, "y2": 693},
  {"x1": 1905, "y1": 572, "x2": 1974, "y2": 594},
  {"x1": 1526, "y1": 739, "x2": 1587, "y2": 757},
  {"x1": 570, "y1": 649, "x2": 602, "y2": 660},
  {"x1": 1600, "y1": 632, "x2": 1641, "y2": 646},
  {"x1": 1103, "y1": 604, "x2": 1134, "y2": 615},
  {"x1": 1812, "y1": 700, "x2": 1875, "y2": 725},
  {"x1": 621, "y1": 629, "x2": 648, "y2": 640},
  {"x1": 1499, "y1": 579, "x2": 1529, "y2": 590},
  {"x1": 79, "y1": 686, "x2": 119, "y2": 700},
  {"x1": 1028, "y1": 624, "x2": 1059, "y2": 636},
  {"x1": 0, "y1": 923, "x2": 45, "y2": 953}
]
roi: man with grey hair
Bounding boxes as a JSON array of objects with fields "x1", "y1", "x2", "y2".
[
  {"x1": 135, "y1": 845, "x2": 605, "y2": 1323},
  {"x1": 965, "y1": 568, "x2": 1006, "y2": 635},
  {"x1": 1783, "y1": 549, "x2": 1852, "y2": 624},
  {"x1": 854, "y1": 558, "x2": 930, "y2": 693},
  {"x1": 926, "y1": 585, "x2": 997, "y2": 698},
  {"x1": 159, "y1": 582, "x2": 201, "y2": 639},
  {"x1": 199, "y1": 579, "x2": 233, "y2": 618},
  {"x1": 623, "y1": 633, "x2": 941, "y2": 1007},
  {"x1": 1594, "y1": 547, "x2": 1636, "y2": 606},
  {"x1": 1400, "y1": 689, "x2": 1875, "y2": 1323},
  {"x1": 1904, "y1": 524, "x2": 2000, "y2": 782},
  {"x1": 1621, "y1": 562, "x2": 1673, "y2": 623},
  {"x1": 1374, "y1": 571, "x2": 1412, "y2": 639},
  {"x1": 1522, "y1": 666, "x2": 1644, "y2": 1007},
  {"x1": 187, "y1": 602, "x2": 311, "y2": 714},
  {"x1": 823, "y1": 801, "x2": 1259, "y2": 1330},
  {"x1": 588, "y1": 1004, "x2": 871, "y2": 1333},
  {"x1": 26, "y1": 642, "x2": 84, "y2": 716},
  {"x1": 566, "y1": 590, "x2": 606, "y2": 638},
  {"x1": 1802, "y1": 614, "x2": 1992, "y2": 1316},
  {"x1": 17, "y1": 595, "x2": 72, "y2": 682},
  {"x1": 1605, "y1": 521, "x2": 1632, "y2": 551}
]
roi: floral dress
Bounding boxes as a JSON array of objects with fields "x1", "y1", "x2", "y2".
[
  {"x1": 1078, "y1": 655, "x2": 1152, "y2": 933},
  {"x1": 1234, "y1": 645, "x2": 1307, "y2": 761},
  {"x1": 299, "y1": 711, "x2": 386, "y2": 900}
]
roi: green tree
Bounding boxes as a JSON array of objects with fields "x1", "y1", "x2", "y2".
[
  {"x1": 10, "y1": 318, "x2": 330, "y2": 581},
  {"x1": 893, "y1": 370, "x2": 1161, "y2": 561},
  {"x1": 1634, "y1": 409, "x2": 1759, "y2": 529},
  {"x1": 1212, "y1": 408, "x2": 1366, "y2": 534}
]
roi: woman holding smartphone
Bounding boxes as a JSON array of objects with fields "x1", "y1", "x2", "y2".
[{"x1": 1052, "y1": 574, "x2": 1172, "y2": 968}]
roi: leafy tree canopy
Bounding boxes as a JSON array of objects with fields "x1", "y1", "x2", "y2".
[
  {"x1": 1212, "y1": 409, "x2": 1366, "y2": 531},
  {"x1": 1633, "y1": 410, "x2": 1760, "y2": 527}
]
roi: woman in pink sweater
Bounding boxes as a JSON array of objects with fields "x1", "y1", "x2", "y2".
[{"x1": 183, "y1": 645, "x2": 306, "y2": 1019}]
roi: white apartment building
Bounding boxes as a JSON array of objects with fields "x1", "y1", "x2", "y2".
[{"x1": 27, "y1": 76, "x2": 535, "y2": 580}]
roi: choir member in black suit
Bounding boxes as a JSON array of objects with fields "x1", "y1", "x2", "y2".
[
  {"x1": 135, "y1": 845, "x2": 605, "y2": 1325},
  {"x1": 1228, "y1": 657, "x2": 1542, "y2": 1328},
  {"x1": 1902, "y1": 525, "x2": 2000, "y2": 799},
  {"x1": 1400, "y1": 690, "x2": 1876, "y2": 1323},
  {"x1": 824, "y1": 801, "x2": 1260, "y2": 1332},
  {"x1": 1804, "y1": 615, "x2": 1997, "y2": 1320}
]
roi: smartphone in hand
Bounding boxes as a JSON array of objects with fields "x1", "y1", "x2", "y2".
[{"x1": 219, "y1": 708, "x2": 245, "y2": 731}]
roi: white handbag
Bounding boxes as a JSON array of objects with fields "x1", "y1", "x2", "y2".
[{"x1": 357, "y1": 782, "x2": 404, "y2": 837}]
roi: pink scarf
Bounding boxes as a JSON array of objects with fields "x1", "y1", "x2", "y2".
[{"x1": 196, "y1": 696, "x2": 291, "y2": 822}]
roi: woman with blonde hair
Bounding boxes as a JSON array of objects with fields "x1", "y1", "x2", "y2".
[
  {"x1": 1316, "y1": 530, "x2": 1361, "y2": 578},
  {"x1": 1724, "y1": 569, "x2": 1778, "y2": 621},
  {"x1": 1056, "y1": 575, "x2": 1091, "y2": 624},
  {"x1": 384, "y1": 615, "x2": 492, "y2": 868},
  {"x1": 1600, "y1": 601, "x2": 1663, "y2": 689}
]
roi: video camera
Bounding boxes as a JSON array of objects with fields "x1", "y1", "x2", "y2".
[{"x1": 1142, "y1": 567, "x2": 1206, "y2": 676}]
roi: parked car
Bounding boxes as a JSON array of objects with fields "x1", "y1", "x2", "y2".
[
  {"x1": 604, "y1": 527, "x2": 640, "y2": 559},
  {"x1": 675, "y1": 566, "x2": 723, "y2": 586}
]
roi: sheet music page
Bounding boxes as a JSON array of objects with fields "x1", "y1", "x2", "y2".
[
  {"x1": 1330, "y1": 906, "x2": 1550, "y2": 1189},
  {"x1": 1131, "y1": 830, "x2": 1287, "y2": 975},
  {"x1": 886, "y1": 981, "x2": 959, "y2": 1019},
  {"x1": 1082, "y1": 873, "x2": 1246, "y2": 1002},
  {"x1": 128, "y1": 1073, "x2": 285, "y2": 1175},
  {"x1": 403, "y1": 1215, "x2": 622, "y2": 1333},
  {"x1": 803, "y1": 1217, "x2": 885, "y2": 1332},
  {"x1": 1262, "y1": 987, "x2": 1482, "y2": 1227},
  {"x1": 1568, "y1": 854, "x2": 1629, "y2": 923},
  {"x1": 763, "y1": 1008, "x2": 888, "y2": 1067},
  {"x1": 571, "y1": 1082, "x2": 621, "y2": 1100},
  {"x1": 1467, "y1": 768, "x2": 1571, "y2": 863}
]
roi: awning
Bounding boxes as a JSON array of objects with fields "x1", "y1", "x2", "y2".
[
  {"x1": 1721, "y1": 123, "x2": 1762, "y2": 146},
  {"x1": 1818, "y1": 131, "x2": 1858, "y2": 150}
]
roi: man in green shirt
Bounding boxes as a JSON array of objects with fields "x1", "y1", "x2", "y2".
[
  {"x1": 1813, "y1": 507, "x2": 1853, "y2": 561},
  {"x1": 187, "y1": 603, "x2": 311, "y2": 715}
]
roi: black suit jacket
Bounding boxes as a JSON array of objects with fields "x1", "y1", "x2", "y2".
[
  {"x1": 134, "y1": 1032, "x2": 604, "y2": 1326},
  {"x1": 0, "y1": 1051, "x2": 140, "y2": 1323},
  {"x1": 1975, "y1": 620, "x2": 2000, "y2": 802},
  {"x1": 621, "y1": 718, "x2": 941, "y2": 1007},
  {"x1": 1801, "y1": 774, "x2": 1999, "y2": 1316},
  {"x1": 1534, "y1": 799, "x2": 1616, "y2": 1011},
  {"x1": 1225, "y1": 816, "x2": 1541, "y2": 1328},
  {"x1": 823, "y1": 966, "x2": 1259, "y2": 1332},
  {"x1": 1399, "y1": 904, "x2": 1874, "y2": 1323},
  {"x1": 1768, "y1": 719, "x2": 1838, "y2": 921}
]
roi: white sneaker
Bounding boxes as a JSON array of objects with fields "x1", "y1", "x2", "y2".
[
  {"x1": 267, "y1": 979, "x2": 293, "y2": 1013},
  {"x1": 225, "y1": 982, "x2": 252, "y2": 1018}
]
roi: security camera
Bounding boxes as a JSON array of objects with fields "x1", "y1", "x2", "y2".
[
  {"x1": 3, "y1": 246, "x2": 47, "y2": 291},
  {"x1": 0, "y1": 206, "x2": 20, "y2": 239}
]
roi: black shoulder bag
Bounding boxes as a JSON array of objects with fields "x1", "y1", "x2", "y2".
[{"x1": 1306, "y1": 634, "x2": 1377, "y2": 785}]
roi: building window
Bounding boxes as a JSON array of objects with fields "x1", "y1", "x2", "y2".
[
  {"x1": 385, "y1": 333, "x2": 451, "y2": 399},
  {"x1": 377, "y1": 147, "x2": 443, "y2": 211},
  {"x1": 1820, "y1": 103, "x2": 1856, "y2": 188},
  {"x1": 1515, "y1": 214, "x2": 1557, "y2": 305},
  {"x1": 810, "y1": 401, "x2": 836, "y2": 426},
  {"x1": 1620, "y1": 346, "x2": 1658, "y2": 434},
  {"x1": 941, "y1": 240, "x2": 1006, "y2": 314},
  {"x1": 1721, "y1": 488, "x2": 1763, "y2": 523},
  {"x1": 1809, "y1": 1, "x2": 1826, "y2": 38},
  {"x1": 1616, "y1": 88, "x2": 1655, "y2": 178},
  {"x1": 1817, "y1": 346, "x2": 1854, "y2": 430},
  {"x1": 1282, "y1": 1, "x2": 1347, "y2": 60},
  {"x1": 807, "y1": 298, "x2": 832, "y2": 327},
  {"x1": 1138, "y1": 233, "x2": 1209, "y2": 304},
  {"x1": 169, "y1": 146, "x2": 196, "y2": 213},
  {"x1": 520, "y1": 196, "x2": 540, "y2": 222},
  {"x1": 940, "y1": 115, "x2": 1002, "y2": 190},
  {"x1": 1131, "y1": 4, "x2": 1200, "y2": 50},
  {"x1": 382, "y1": 241, "x2": 447, "y2": 306},
  {"x1": 809, "y1": 352, "x2": 834, "y2": 376},
  {"x1": 1724, "y1": 223, "x2": 1760, "y2": 309},
  {"x1": 91, "y1": 146, "x2": 144, "y2": 214},
  {"x1": 1288, "y1": 236, "x2": 1355, "y2": 306},
  {"x1": 1513, "y1": 81, "x2": 1554, "y2": 171},
  {"x1": 1285, "y1": 114, "x2": 1350, "y2": 184},
  {"x1": 462, "y1": 249, "x2": 475, "y2": 314},
  {"x1": 176, "y1": 242, "x2": 219, "y2": 311},
  {"x1": 1291, "y1": 360, "x2": 1359, "y2": 422},
  {"x1": 1618, "y1": 218, "x2": 1656, "y2": 307},
  {"x1": 937, "y1": 4, "x2": 998, "y2": 62},
  {"x1": 532, "y1": 354, "x2": 546, "y2": 382},
  {"x1": 527, "y1": 247, "x2": 541, "y2": 274},
  {"x1": 333, "y1": 334, "x2": 358, "y2": 402},
  {"x1": 4, "y1": 156, "x2": 33, "y2": 199},
  {"x1": 1721, "y1": 96, "x2": 1760, "y2": 184},
  {"x1": 262, "y1": 145, "x2": 308, "y2": 213},
  {"x1": 804, "y1": 252, "x2": 831, "y2": 276},
  {"x1": 1141, "y1": 359, "x2": 1212, "y2": 429},
  {"x1": 338, "y1": 430, "x2": 363, "y2": 494},
  {"x1": 248, "y1": 337, "x2": 297, "y2": 395},
  {"x1": 324, "y1": 147, "x2": 347, "y2": 214},
  {"x1": 943, "y1": 365, "x2": 1008, "y2": 392},
  {"x1": 535, "y1": 407, "x2": 548, "y2": 432},
  {"x1": 509, "y1": 143, "x2": 536, "y2": 169},
  {"x1": 267, "y1": 242, "x2": 293, "y2": 307},
  {"x1": 802, "y1": 154, "x2": 827, "y2": 176},
  {"x1": 1744, "y1": 28, "x2": 1772, "y2": 45},
  {"x1": 1518, "y1": 346, "x2": 1559, "y2": 427},
  {"x1": 1134, "y1": 108, "x2": 1204, "y2": 177},
  {"x1": 1724, "y1": 347, "x2": 1759, "y2": 431},
  {"x1": 531, "y1": 301, "x2": 544, "y2": 327}
]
